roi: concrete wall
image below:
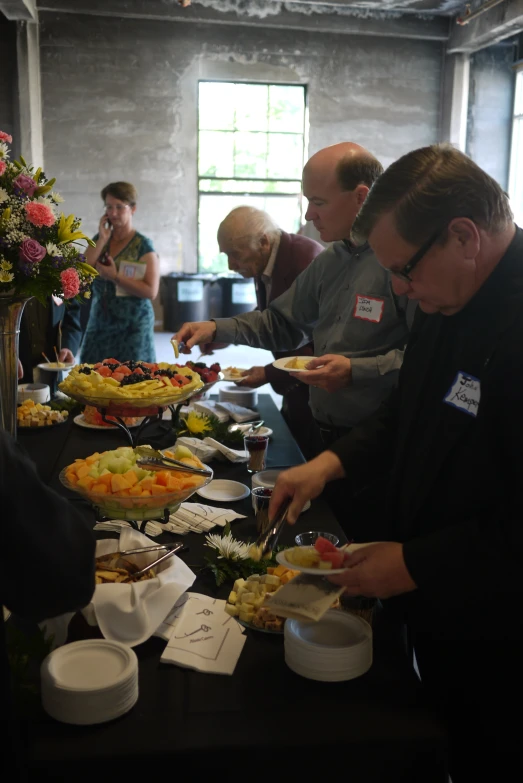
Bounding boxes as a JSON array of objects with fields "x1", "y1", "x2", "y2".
[
  {"x1": 466, "y1": 43, "x2": 515, "y2": 191},
  {"x1": 38, "y1": 12, "x2": 443, "y2": 276},
  {"x1": 0, "y1": 15, "x2": 18, "y2": 144}
]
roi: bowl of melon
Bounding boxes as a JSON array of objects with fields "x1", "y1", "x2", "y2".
[{"x1": 60, "y1": 444, "x2": 213, "y2": 520}]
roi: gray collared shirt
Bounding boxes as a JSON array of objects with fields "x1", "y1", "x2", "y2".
[{"x1": 214, "y1": 240, "x2": 410, "y2": 428}]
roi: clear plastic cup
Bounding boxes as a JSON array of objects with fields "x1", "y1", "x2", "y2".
[
  {"x1": 244, "y1": 434, "x2": 269, "y2": 474},
  {"x1": 252, "y1": 486, "x2": 272, "y2": 536}
]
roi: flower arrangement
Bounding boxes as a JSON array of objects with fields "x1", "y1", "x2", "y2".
[
  {"x1": 177, "y1": 411, "x2": 245, "y2": 448},
  {"x1": 0, "y1": 130, "x2": 97, "y2": 302},
  {"x1": 203, "y1": 523, "x2": 281, "y2": 586}
]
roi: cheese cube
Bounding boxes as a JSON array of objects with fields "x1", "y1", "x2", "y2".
[
  {"x1": 224, "y1": 603, "x2": 238, "y2": 617},
  {"x1": 233, "y1": 578, "x2": 246, "y2": 592},
  {"x1": 239, "y1": 609, "x2": 254, "y2": 623},
  {"x1": 228, "y1": 591, "x2": 237, "y2": 605}
]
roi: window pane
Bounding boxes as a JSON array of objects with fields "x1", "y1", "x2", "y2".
[
  {"x1": 233, "y1": 132, "x2": 268, "y2": 178},
  {"x1": 267, "y1": 133, "x2": 303, "y2": 179},
  {"x1": 509, "y1": 117, "x2": 523, "y2": 225},
  {"x1": 199, "y1": 131, "x2": 234, "y2": 177},
  {"x1": 198, "y1": 193, "x2": 302, "y2": 273},
  {"x1": 199, "y1": 82, "x2": 235, "y2": 130},
  {"x1": 199, "y1": 178, "x2": 301, "y2": 194},
  {"x1": 234, "y1": 84, "x2": 269, "y2": 131},
  {"x1": 514, "y1": 71, "x2": 523, "y2": 117},
  {"x1": 269, "y1": 85, "x2": 305, "y2": 133}
]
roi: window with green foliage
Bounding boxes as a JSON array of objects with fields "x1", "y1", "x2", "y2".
[{"x1": 198, "y1": 82, "x2": 307, "y2": 273}]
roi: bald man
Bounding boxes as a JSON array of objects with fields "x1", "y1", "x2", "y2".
[
  {"x1": 177, "y1": 143, "x2": 411, "y2": 451},
  {"x1": 217, "y1": 206, "x2": 323, "y2": 458}
]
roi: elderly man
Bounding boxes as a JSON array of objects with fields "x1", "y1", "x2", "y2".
[
  {"x1": 216, "y1": 206, "x2": 323, "y2": 457},
  {"x1": 176, "y1": 143, "x2": 411, "y2": 449},
  {"x1": 269, "y1": 144, "x2": 523, "y2": 782}
]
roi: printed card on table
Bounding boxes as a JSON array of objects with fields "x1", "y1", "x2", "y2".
[{"x1": 265, "y1": 574, "x2": 345, "y2": 622}]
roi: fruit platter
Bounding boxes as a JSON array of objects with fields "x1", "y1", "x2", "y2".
[
  {"x1": 61, "y1": 444, "x2": 213, "y2": 522},
  {"x1": 276, "y1": 536, "x2": 348, "y2": 575},
  {"x1": 74, "y1": 405, "x2": 144, "y2": 430},
  {"x1": 184, "y1": 361, "x2": 224, "y2": 400},
  {"x1": 59, "y1": 358, "x2": 204, "y2": 416},
  {"x1": 225, "y1": 565, "x2": 300, "y2": 633}
]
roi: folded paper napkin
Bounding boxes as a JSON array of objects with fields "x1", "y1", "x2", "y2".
[
  {"x1": 175, "y1": 436, "x2": 220, "y2": 462},
  {"x1": 94, "y1": 503, "x2": 246, "y2": 538},
  {"x1": 82, "y1": 527, "x2": 196, "y2": 647},
  {"x1": 159, "y1": 592, "x2": 246, "y2": 675},
  {"x1": 266, "y1": 574, "x2": 345, "y2": 623},
  {"x1": 214, "y1": 401, "x2": 259, "y2": 423},
  {"x1": 192, "y1": 400, "x2": 230, "y2": 423},
  {"x1": 202, "y1": 436, "x2": 249, "y2": 463}
]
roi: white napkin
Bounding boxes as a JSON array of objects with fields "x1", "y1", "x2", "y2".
[
  {"x1": 202, "y1": 436, "x2": 249, "y2": 463},
  {"x1": 165, "y1": 502, "x2": 246, "y2": 534},
  {"x1": 193, "y1": 400, "x2": 230, "y2": 423},
  {"x1": 159, "y1": 593, "x2": 246, "y2": 675},
  {"x1": 175, "y1": 436, "x2": 220, "y2": 462},
  {"x1": 214, "y1": 401, "x2": 258, "y2": 423},
  {"x1": 83, "y1": 528, "x2": 196, "y2": 647}
]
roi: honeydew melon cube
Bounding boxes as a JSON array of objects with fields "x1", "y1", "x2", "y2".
[
  {"x1": 88, "y1": 466, "x2": 100, "y2": 479},
  {"x1": 173, "y1": 445, "x2": 194, "y2": 461}
]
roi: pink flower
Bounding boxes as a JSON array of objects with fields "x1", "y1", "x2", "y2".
[
  {"x1": 0, "y1": 131, "x2": 12, "y2": 143},
  {"x1": 60, "y1": 268, "x2": 80, "y2": 299},
  {"x1": 0, "y1": 161, "x2": 5, "y2": 176},
  {"x1": 24, "y1": 201, "x2": 55, "y2": 227},
  {"x1": 19, "y1": 238, "x2": 46, "y2": 264},
  {"x1": 13, "y1": 173, "x2": 37, "y2": 197}
]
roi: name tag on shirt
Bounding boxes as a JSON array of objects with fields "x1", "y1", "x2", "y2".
[
  {"x1": 353, "y1": 295, "x2": 384, "y2": 323},
  {"x1": 116, "y1": 260, "x2": 146, "y2": 297},
  {"x1": 443, "y1": 371, "x2": 481, "y2": 417}
]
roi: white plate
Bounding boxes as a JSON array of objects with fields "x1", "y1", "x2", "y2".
[
  {"x1": 272, "y1": 357, "x2": 317, "y2": 373},
  {"x1": 196, "y1": 479, "x2": 250, "y2": 502},
  {"x1": 221, "y1": 368, "x2": 248, "y2": 382},
  {"x1": 41, "y1": 639, "x2": 138, "y2": 692},
  {"x1": 276, "y1": 548, "x2": 346, "y2": 575},
  {"x1": 73, "y1": 414, "x2": 144, "y2": 430},
  {"x1": 228, "y1": 424, "x2": 273, "y2": 438},
  {"x1": 37, "y1": 362, "x2": 75, "y2": 372}
]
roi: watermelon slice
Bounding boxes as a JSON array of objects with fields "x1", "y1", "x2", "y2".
[
  {"x1": 320, "y1": 551, "x2": 345, "y2": 569},
  {"x1": 314, "y1": 536, "x2": 338, "y2": 555}
]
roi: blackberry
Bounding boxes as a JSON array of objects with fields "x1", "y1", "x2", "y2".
[
  {"x1": 103, "y1": 363, "x2": 120, "y2": 372},
  {"x1": 79, "y1": 367, "x2": 92, "y2": 375},
  {"x1": 120, "y1": 375, "x2": 147, "y2": 386}
]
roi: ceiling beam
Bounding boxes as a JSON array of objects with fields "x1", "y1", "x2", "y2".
[
  {"x1": 448, "y1": 0, "x2": 523, "y2": 52},
  {"x1": 0, "y1": 0, "x2": 37, "y2": 21},
  {"x1": 37, "y1": 0, "x2": 450, "y2": 41}
]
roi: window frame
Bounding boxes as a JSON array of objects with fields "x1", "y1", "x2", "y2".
[
  {"x1": 508, "y1": 67, "x2": 523, "y2": 227},
  {"x1": 196, "y1": 80, "x2": 308, "y2": 273}
]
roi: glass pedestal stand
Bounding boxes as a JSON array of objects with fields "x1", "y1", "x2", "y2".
[
  {"x1": 99, "y1": 402, "x2": 185, "y2": 447},
  {"x1": 94, "y1": 506, "x2": 174, "y2": 535}
]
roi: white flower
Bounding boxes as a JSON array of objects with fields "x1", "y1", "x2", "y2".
[
  {"x1": 0, "y1": 259, "x2": 12, "y2": 271},
  {"x1": 0, "y1": 187, "x2": 8, "y2": 204},
  {"x1": 0, "y1": 142, "x2": 9, "y2": 160},
  {"x1": 50, "y1": 191, "x2": 64, "y2": 203},
  {"x1": 204, "y1": 532, "x2": 251, "y2": 561},
  {"x1": 46, "y1": 242, "x2": 60, "y2": 256},
  {"x1": 83, "y1": 290, "x2": 91, "y2": 299},
  {"x1": 0, "y1": 271, "x2": 14, "y2": 283}
]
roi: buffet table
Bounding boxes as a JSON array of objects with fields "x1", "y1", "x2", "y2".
[{"x1": 18, "y1": 394, "x2": 448, "y2": 782}]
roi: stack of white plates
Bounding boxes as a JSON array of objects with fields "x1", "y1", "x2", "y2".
[
  {"x1": 218, "y1": 384, "x2": 258, "y2": 408},
  {"x1": 41, "y1": 639, "x2": 139, "y2": 725},
  {"x1": 284, "y1": 610, "x2": 372, "y2": 682}
]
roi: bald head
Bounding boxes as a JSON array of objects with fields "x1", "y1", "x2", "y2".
[
  {"x1": 303, "y1": 142, "x2": 383, "y2": 242},
  {"x1": 217, "y1": 206, "x2": 280, "y2": 278}
]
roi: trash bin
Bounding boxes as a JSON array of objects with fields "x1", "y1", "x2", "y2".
[
  {"x1": 160, "y1": 274, "x2": 215, "y2": 332},
  {"x1": 217, "y1": 274, "x2": 257, "y2": 318}
]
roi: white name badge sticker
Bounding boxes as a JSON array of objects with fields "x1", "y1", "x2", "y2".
[
  {"x1": 353, "y1": 295, "x2": 384, "y2": 323},
  {"x1": 443, "y1": 371, "x2": 481, "y2": 418}
]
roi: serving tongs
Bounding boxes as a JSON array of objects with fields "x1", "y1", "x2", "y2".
[
  {"x1": 253, "y1": 498, "x2": 292, "y2": 560},
  {"x1": 135, "y1": 446, "x2": 212, "y2": 477},
  {"x1": 97, "y1": 542, "x2": 185, "y2": 580}
]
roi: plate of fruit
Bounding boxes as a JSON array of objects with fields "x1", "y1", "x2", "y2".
[
  {"x1": 224, "y1": 565, "x2": 300, "y2": 633},
  {"x1": 59, "y1": 358, "x2": 204, "y2": 415},
  {"x1": 276, "y1": 536, "x2": 348, "y2": 575},
  {"x1": 61, "y1": 444, "x2": 213, "y2": 520},
  {"x1": 74, "y1": 406, "x2": 144, "y2": 430}
]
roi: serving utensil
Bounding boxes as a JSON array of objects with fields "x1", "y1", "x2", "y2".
[
  {"x1": 229, "y1": 420, "x2": 263, "y2": 433},
  {"x1": 96, "y1": 542, "x2": 185, "y2": 580},
  {"x1": 135, "y1": 445, "x2": 212, "y2": 477},
  {"x1": 247, "y1": 420, "x2": 264, "y2": 434},
  {"x1": 253, "y1": 498, "x2": 291, "y2": 560},
  {"x1": 132, "y1": 541, "x2": 185, "y2": 578}
]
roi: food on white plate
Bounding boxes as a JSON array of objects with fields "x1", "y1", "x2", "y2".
[
  {"x1": 283, "y1": 536, "x2": 346, "y2": 570},
  {"x1": 64, "y1": 444, "x2": 206, "y2": 498},
  {"x1": 225, "y1": 565, "x2": 300, "y2": 631},
  {"x1": 223, "y1": 366, "x2": 244, "y2": 378},
  {"x1": 59, "y1": 358, "x2": 202, "y2": 401},
  {"x1": 17, "y1": 399, "x2": 69, "y2": 427},
  {"x1": 284, "y1": 357, "x2": 311, "y2": 370},
  {"x1": 95, "y1": 553, "x2": 156, "y2": 584},
  {"x1": 82, "y1": 405, "x2": 140, "y2": 428}
]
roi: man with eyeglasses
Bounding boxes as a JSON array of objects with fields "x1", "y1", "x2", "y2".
[
  {"x1": 176, "y1": 143, "x2": 412, "y2": 453},
  {"x1": 269, "y1": 143, "x2": 523, "y2": 782}
]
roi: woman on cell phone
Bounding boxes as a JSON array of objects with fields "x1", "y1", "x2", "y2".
[{"x1": 80, "y1": 182, "x2": 159, "y2": 363}]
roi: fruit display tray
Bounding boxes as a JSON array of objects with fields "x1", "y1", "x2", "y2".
[{"x1": 60, "y1": 382, "x2": 204, "y2": 417}]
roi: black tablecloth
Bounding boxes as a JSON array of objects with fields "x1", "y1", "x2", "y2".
[{"x1": 18, "y1": 394, "x2": 448, "y2": 782}]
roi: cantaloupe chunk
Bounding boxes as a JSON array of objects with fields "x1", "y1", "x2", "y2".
[
  {"x1": 66, "y1": 474, "x2": 78, "y2": 485},
  {"x1": 97, "y1": 473, "x2": 112, "y2": 489},
  {"x1": 129, "y1": 485, "x2": 143, "y2": 496},
  {"x1": 91, "y1": 483, "x2": 108, "y2": 495},
  {"x1": 166, "y1": 475, "x2": 184, "y2": 491},
  {"x1": 76, "y1": 464, "x2": 91, "y2": 479},
  {"x1": 138, "y1": 477, "x2": 154, "y2": 491},
  {"x1": 77, "y1": 476, "x2": 95, "y2": 490},
  {"x1": 122, "y1": 470, "x2": 138, "y2": 487},
  {"x1": 85, "y1": 452, "x2": 101, "y2": 465},
  {"x1": 141, "y1": 489, "x2": 151, "y2": 497},
  {"x1": 111, "y1": 473, "x2": 132, "y2": 493},
  {"x1": 154, "y1": 470, "x2": 171, "y2": 487},
  {"x1": 116, "y1": 489, "x2": 131, "y2": 497},
  {"x1": 151, "y1": 483, "x2": 167, "y2": 496},
  {"x1": 273, "y1": 565, "x2": 287, "y2": 577},
  {"x1": 266, "y1": 567, "x2": 275, "y2": 575}
]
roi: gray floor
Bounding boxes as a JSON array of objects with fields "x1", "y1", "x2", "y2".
[{"x1": 154, "y1": 330, "x2": 283, "y2": 408}]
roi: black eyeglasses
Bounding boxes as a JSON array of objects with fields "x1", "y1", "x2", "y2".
[{"x1": 390, "y1": 229, "x2": 440, "y2": 284}]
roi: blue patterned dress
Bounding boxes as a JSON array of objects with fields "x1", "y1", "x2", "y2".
[{"x1": 80, "y1": 232, "x2": 156, "y2": 363}]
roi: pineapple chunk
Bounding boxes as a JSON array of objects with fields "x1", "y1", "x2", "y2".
[
  {"x1": 319, "y1": 560, "x2": 333, "y2": 570},
  {"x1": 228, "y1": 590, "x2": 237, "y2": 605}
]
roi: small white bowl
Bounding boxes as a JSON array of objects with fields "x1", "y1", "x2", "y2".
[{"x1": 196, "y1": 479, "x2": 250, "y2": 503}]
